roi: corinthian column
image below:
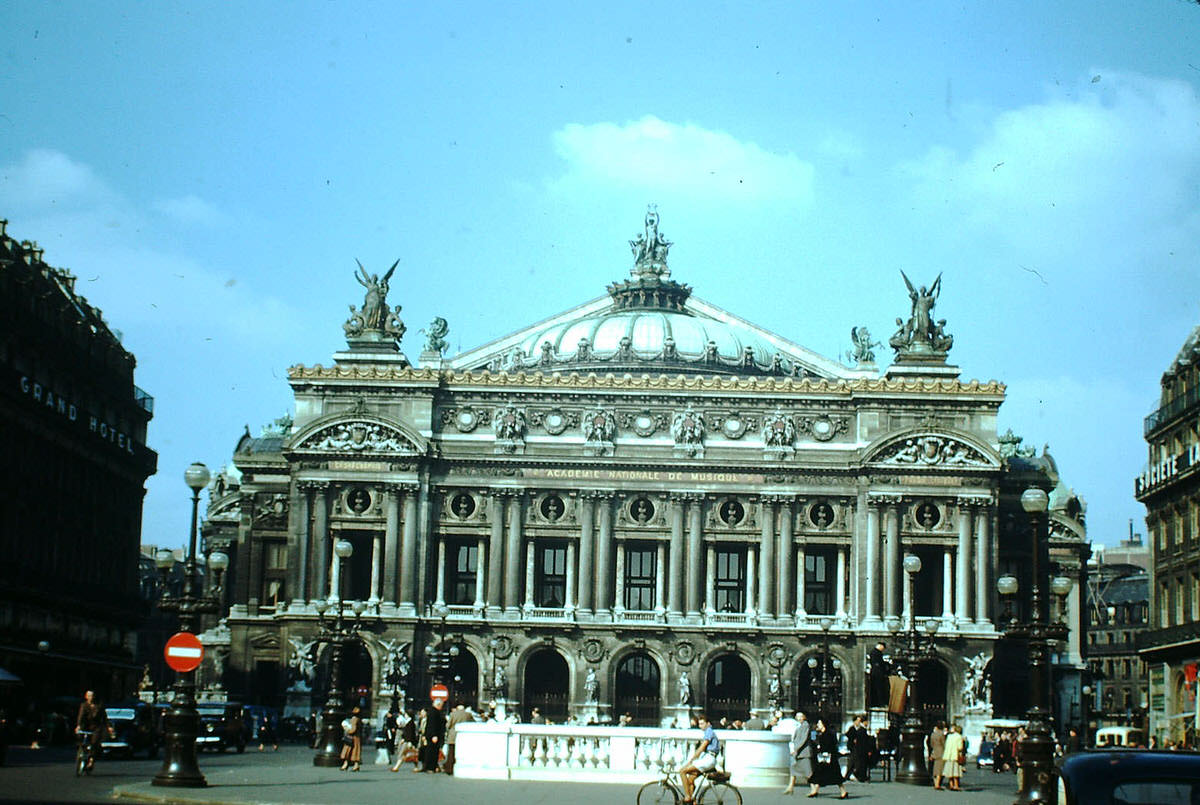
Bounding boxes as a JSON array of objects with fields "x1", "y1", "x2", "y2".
[
  {"x1": 399, "y1": 486, "x2": 419, "y2": 612},
  {"x1": 311, "y1": 483, "x2": 330, "y2": 601},
  {"x1": 759, "y1": 498, "x2": 776, "y2": 619},
  {"x1": 864, "y1": 500, "x2": 880, "y2": 622},
  {"x1": 975, "y1": 503, "x2": 992, "y2": 623},
  {"x1": 686, "y1": 497, "x2": 704, "y2": 618},
  {"x1": 956, "y1": 499, "x2": 975, "y2": 624},
  {"x1": 595, "y1": 495, "x2": 614, "y2": 615},
  {"x1": 777, "y1": 499, "x2": 795, "y2": 617},
  {"x1": 884, "y1": 500, "x2": 901, "y2": 619},
  {"x1": 293, "y1": 483, "x2": 311, "y2": 605},
  {"x1": 504, "y1": 492, "x2": 524, "y2": 611},
  {"x1": 383, "y1": 487, "x2": 400, "y2": 604},
  {"x1": 668, "y1": 496, "x2": 685, "y2": 617},
  {"x1": 577, "y1": 494, "x2": 595, "y2": 614},
  {"x1": 486, "y1": 493, "x2": 505, "y2": 612}
]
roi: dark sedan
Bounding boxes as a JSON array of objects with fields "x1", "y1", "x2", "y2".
[
  {"x1": 101, "y1": 703, "x2": 159, "y2": 759},
  {"x1": 1058, "y1": 750, "x2": 1200, "y2": 804}
]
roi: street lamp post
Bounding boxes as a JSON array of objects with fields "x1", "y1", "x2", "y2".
[
  {"x1": 892, "y1": 554, "x2": 941, "y2": 786},
  {"x1": 807, "y1": 617, "x2": 842, "y2": 726},
  {"x1": 427, "y1": 604, "x2": 460, "y2": 701},
  {"x1": 998, "y1": 487, "x2": 1072, "y2": 805},
  {"x1": 313, "y1": 539, "x2": 367, "y2": 767},
  {"x1": 152, "y1": 463, "x2": 228, "y2": 788}
]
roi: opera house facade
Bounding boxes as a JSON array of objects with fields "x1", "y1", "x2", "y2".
[{"x1": 200, "y1": 211, "x2": 1088, "y2": 730}]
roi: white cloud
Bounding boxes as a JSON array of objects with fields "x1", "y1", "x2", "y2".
[
  {"x1": 902, "y1": 71, "x2": 1200, "y2": 245},
  {"x1": 550, "y1": 116, "x2": 815, "y2": 204},
  {"x1": 0, "y1": 149, "x2": 111, "y2": 209},
  {"x1": 155, "y1": 194, "x2": 226, "y2": 227}
]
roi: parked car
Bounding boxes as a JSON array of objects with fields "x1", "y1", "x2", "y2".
[
  {"x1": 1058, "y1": 750, "x2": 1200, "y2": 804},
  {"x1": 194, "y1": 702, "x2": 246, "y2": 753},
  {"x1": 101, "y1": 702, "x2": 159, "y2": 759},
  {"x1": 279, "y1": 714, "x2": 313, "y2": 745}
]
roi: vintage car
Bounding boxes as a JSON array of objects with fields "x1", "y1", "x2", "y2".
[
  {"x1": 101, "y1": 702, "x2": 159, "y2": 759},
  {"x1": 194, "y1": 702, "x2": 246, "y2": 753},
  {"x1": 1058, "y1": 750, "x2": 1200, "y2": 805}
]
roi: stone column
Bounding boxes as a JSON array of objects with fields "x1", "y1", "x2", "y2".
[
  {"x1": 836, "y1": 547, "x2": 847, "y2": 618},
  {"x1": 416, "y1": 478, "x2": 432, "y2": 607},
  {"x1": 566, "y1": 540, "x2": 577, "y2": 612},
  {"x1": 293, "y1": 484, "x2": 311, "y2": 604},
  {"x1": 759, "y1": 498, "x2": 776, "y2": 618},
  {"x1": 577, "y1": 495, "x2": 595, "y2": 613},
  {"x1": 435, "y1": 537, "x2": 447, "y2": 606},
  {"x1": 975, "y1": 505, "x2": 992, "y2": 623},
  {"x1": 523, "y1": 538, "x2": 536, "y2": 610},
  {"x1": 613, "y1": 542, "x2": 626, "y2": 616},
  {"x1": 312, "y1": 484, "x2": 330, "y2": 601},
  {"x1": 383, "y1": 487, "x2": 400, "y2": 604},
  {"x1": 399, "y1": 487, "x2": 419, "y2": 611},
  {"x1": 595, "y1": 496, "x2": 614, "y2": 615},
  {"x1": 884, "y1": 501, "x2": 901, "y2": 619},
  {"x1": 474, "y1": 537, "x2": 486, "y2": 609},
  {"x1": 686, "y1": 497, "x2": 704, "y2": 618},
  {"x1": 864, "y1": 500, "x2": 880, "y2": 622},
  {"x1": 796, "y1": 547, "x2": 807, "y2": 618},
  {"x1": 369, "y1": 530, "x2": 382, "y2": 603},
  {"x1": 504, "y1": 492, "x2": 524, "y2": 611},
  {"x1": 777, "y1": 499, "x2": 795, "y2": 617},
  {"x1": 669, "y1": 497, "x2": 685, "y2": 617},
  {"x1": 487, "y1": 494, "x2": 505, "y2": 611},
  {"x1": 654, "y1": 543, "x2": 666, "y2": 615},
  {"x1": 329, "y1": 532, "x2": 343, "y2": 602},
  {"x1": 705, "y1": 544, "x2": 716, "y2": 615},
  {"x1": 956, "y1": 500, "x2": 975, "y2": 624},
  {"x1": 942, "y1": 549, "x2": 953, "y2": 619},
  {"x1": 745, "y1": 546, "x2": 757, "y2": 618}
]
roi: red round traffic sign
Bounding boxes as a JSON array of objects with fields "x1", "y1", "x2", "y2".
[
  {"x1": 429, "y1": 683, "x2": 449, "y2": 702},
  {"x1": 164, "y1": 632, "x2": 204, "y2": 673}
]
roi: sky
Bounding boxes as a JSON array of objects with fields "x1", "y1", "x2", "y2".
[{"x1": 2, "y1": 1, "x2": 1199, "y2": 551}]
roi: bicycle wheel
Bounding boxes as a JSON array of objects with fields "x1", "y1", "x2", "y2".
[
  {"x1": 75, "y1": 746, "x2": 85, "y2": 777},
  {"x1": 637, "y1": 779, "x2": 681, "y2": 805},
  {"x1": 699, "y1": 782, "x2": 742, "y2": 805}
]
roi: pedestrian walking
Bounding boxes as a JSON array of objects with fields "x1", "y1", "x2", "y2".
[
  {"x1": 257, "y1": 713, "x2": 278, "y2": 752},
  {"x1": 443, "y1": 702, "x2": 474, "y2": 775},
  {"x1": 419, "y1": 699, "x2": 447, "y2": 772},
  {"x1": 845, "y1": 714, "x2": 871, "y2": 783},
  {"x1": 392, "y1": 710, "x2": 420, "y2": 772},
  {"x1": 339, "y1": 706, "x2": 362, "y2": 771},
  {"x1": 928, "y1": 722, "x2": 946, "y2": 789},
  {"x1": 942, "y1": 723, "x2": 966, "y2": 791},
  {"x1": 807, "y1": 717, "x2": 848, "y2": 799},
  {"x1": 783, "y1": 711, "x2": 812, "y2": 795}
]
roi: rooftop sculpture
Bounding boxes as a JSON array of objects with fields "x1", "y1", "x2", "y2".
[
  {"x1": 890, "y1": 271, "x2": 953, "y2": 361},
  {"x1": 344, "y1": 259, "x2": 406, "y2": 346}
]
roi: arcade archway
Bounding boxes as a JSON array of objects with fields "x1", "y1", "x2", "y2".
[
  {"x1": 915, "y1": 659, "x2": 949, "y2": 728},
  {"x1": 705, "y1": 654, "x2": 751, "y2": 724},
  {"x1": 796, "y1": 653, "x2": 844, "y2": 726},
  {"x1": 314, "y1": 639, "x2": 374, "y2": 712},
  {"x1": 522, "y1": 649, "x2": 569, "y2": 722},
  {"x1": 615, "y1": 652, "x2": 661, "y2": 726},
  {"x1": 448, "y1": 647, "x2": 479, "y2": 708}
]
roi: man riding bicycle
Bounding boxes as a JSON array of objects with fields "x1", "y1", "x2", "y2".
[
  {"x1": 75, "y1": 690, "x2": 107, "y2": 771},
  {"x1": 680, "y1": 713, "x2": 720, "y2": 804}
]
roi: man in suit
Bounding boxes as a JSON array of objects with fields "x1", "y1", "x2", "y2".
[
  {"x1": 783, "y1": 710, "x2": 813, "y2": 795},
  {"x1": 868, "y1": 643, "x2": 890, "y2": 708}
]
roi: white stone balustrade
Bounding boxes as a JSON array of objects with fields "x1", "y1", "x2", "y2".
[{"x1": 455, "y1": 722, "x2": 789, "y2": 787}]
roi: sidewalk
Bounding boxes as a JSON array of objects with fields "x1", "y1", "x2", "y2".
[{"x1": 108, "y1": 748, "x2": 1016, "y2": 805}]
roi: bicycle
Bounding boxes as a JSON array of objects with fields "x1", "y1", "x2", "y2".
[
  {"x1": 636, "y1": 763, "x2": 742, "y2": 805},
  {"x1": 75, "y1": 730, "x2": 96, "y2": 776}
]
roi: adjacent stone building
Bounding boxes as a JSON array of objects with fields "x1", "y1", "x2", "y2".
[
  {"x1": 204, "y1": 211, "x2": 1088, "y2": 731},
  {"x1": 0, "y1": 221, "x2": 157, "y2": 703},
  {"x1": 1137, "y1": 325, "x2": 1200, "y2": 745}
]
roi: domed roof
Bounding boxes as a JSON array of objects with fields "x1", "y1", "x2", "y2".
[{"x1": 448, "y1": 210, "x2": 860, "y2": 380}]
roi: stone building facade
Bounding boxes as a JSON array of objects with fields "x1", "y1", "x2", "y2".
[
  {"x1": 1137, "y1": 324, "x2": 1200, "y2": 745},
  {"x1": 0, "y1": 221, "x2": 157, "y2": 704},
  {"x1": 204, "y1": 212, "x2": 1087, "y2": 730}
]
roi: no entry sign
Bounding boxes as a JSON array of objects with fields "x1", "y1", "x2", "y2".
[
  {"x1": 429, "y1": 683, "x2": 449, "y2": 702},
  {"x1": 164, "y1": 632, "x2": 204, "y2": 673}
]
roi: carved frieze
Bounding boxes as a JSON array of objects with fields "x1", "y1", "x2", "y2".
[
  {"x1": 299, "y1": 420, "x2": 417, "y2": 453},
  {"x1": 874, "y1": 434, "x2": 989, "y2": 466},
  {"x1": 442, "y1": 406, "x2": 490, "y2": 433},
  {"x1": 797, "y1": 414, "x2": 847, "y2": 442},
  {"x1": 671, "y1": 405, "x2": 705, "y2": 458}
]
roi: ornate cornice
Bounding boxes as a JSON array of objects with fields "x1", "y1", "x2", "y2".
[{"x1": 287, "y1": 364, "x2": 1005, "y2": 397}]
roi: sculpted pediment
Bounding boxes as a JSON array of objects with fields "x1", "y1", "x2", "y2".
[
  {"x1": 297, "y1": 419, "x2": 419, "y2": 455},
  {"x1": 867, "y1": 432, "x2": 998, "y2": 468}
]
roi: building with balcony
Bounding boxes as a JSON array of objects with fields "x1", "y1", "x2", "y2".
[
  {"x1": 202, "y1": 211, "x2": 1088, "y2": 731},
  {"x1": 1137, "y1": 323, "x2": 1200, "y2": 746},
  {"x1": 1085, "y1": 553, "x2": 1148, "y2": 734},
  {"x1": 0, "y1": 220, "x2": 158, "y2": 704}
]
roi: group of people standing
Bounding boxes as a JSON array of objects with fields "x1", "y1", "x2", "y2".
[
  {"x1": 926, "y1": 722, "x2": 967, "y2": 791},
  {"x1": 383, "y1": 699, "x2": 475, "y2": 775}
]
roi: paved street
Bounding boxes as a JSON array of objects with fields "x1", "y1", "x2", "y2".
[{"x1": 0, "y1": 745, "x2": 1021, "y2": 805}]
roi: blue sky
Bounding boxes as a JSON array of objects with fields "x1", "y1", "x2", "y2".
[{"x1": 3, "y1": 1, "x2": 1199, "y2": 550}]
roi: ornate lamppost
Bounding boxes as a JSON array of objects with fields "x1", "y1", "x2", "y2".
[
  {"x1": 807, "y1": 617, "x2": 842, "y2": 726},
  {"x1": 426, "y1": 603, "x2": 460, "y2": 701},
  {"x1": 997, "y1": 486, "x2": 1073, "y2": 805},
  {"x1": 152, "y1": 462, "x2": 229, "y2": 788},
  {"x1": 312, "y1": 539, "x2": 369, "y2": 767},
  {"x1": 891, "y1": 553, "x2": 941, "y2": 786}
]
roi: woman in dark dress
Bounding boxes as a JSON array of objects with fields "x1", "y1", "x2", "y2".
[{"x1": 808, "y1": 718, "x2": 848, "y2": 799}]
